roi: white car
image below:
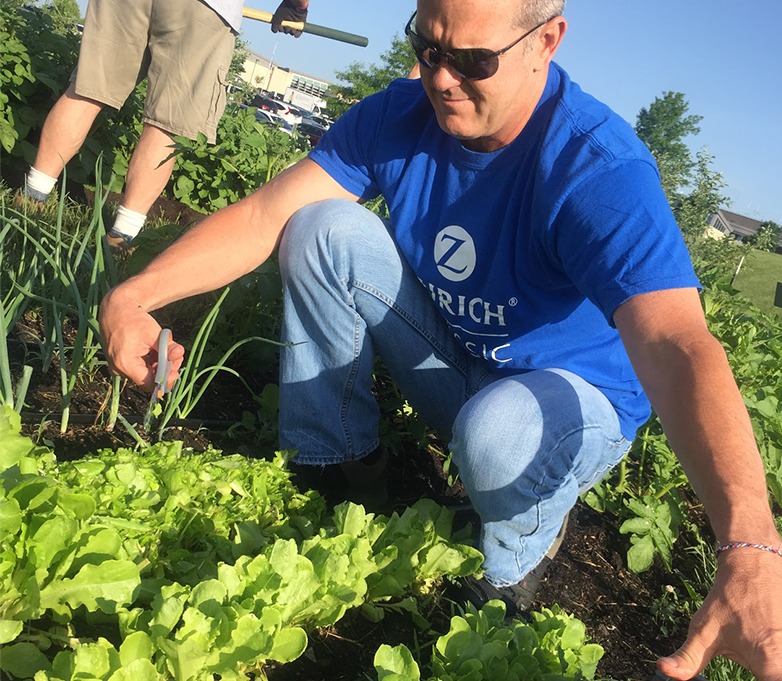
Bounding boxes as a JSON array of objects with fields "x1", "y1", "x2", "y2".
[
  {"x1": 255, "y1": 109, "x2": 293, "y2": 136},
  {"x1": 253, "y1": 95, "x2": 302, "y2": 127}
]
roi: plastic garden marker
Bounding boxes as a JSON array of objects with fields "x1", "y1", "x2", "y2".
[
  {"x1": 242, "y1": 7, "x2": 369, "y2": 47},
  {"x1": 143, "y1": 328, "x2": 175, "y2": 432}
]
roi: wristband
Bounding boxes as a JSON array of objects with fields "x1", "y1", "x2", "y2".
[{"x1": 716, "y1": 542, "x2": 782, "y2": 558}]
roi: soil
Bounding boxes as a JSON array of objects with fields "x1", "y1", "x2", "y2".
[{"x1": 6, "y1": 190, "x2": 687, "y2": 681}]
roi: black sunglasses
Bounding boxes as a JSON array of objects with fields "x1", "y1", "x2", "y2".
[{"x1": 404, "y1": 11, "x2": 554, "y2": 81}]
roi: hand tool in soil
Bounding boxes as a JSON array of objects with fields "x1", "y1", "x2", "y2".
[
  {"x1": 143, "y1": 328, "x2": 175, "y2": 432},
  {"x1": 242, "y1": 7, "x2": 368, "y2": 47}
]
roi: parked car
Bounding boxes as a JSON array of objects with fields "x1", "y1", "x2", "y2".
[
  {"x1": 255, "y1": 109, "x2": 294, "y2": 136},
  {"x1": 310, "y1": 114, "x2": 333, "y2": 130},
  {"x1": 296, "y1": 121, "x2": 327, "y2": 147},
  {"x1": 286, "y1": 102, "x2": 309, "y2": 120},
  {"x1": 249, "y1": 94, "x2": 301, "y2": 126}
]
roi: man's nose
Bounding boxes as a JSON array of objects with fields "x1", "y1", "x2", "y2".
[{"x1": 430, "y1": 58, "x2": 465, "y2": 90}]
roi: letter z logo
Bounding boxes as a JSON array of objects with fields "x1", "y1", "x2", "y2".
[{"x1": 434, "y1": 226, "x2": 476, "y2": 282}]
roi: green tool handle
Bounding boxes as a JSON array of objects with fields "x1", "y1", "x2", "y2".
[
  {"x1": 242, "y1": 7, "x2": 368, "y2": 47},
  {"x1": 298, "y1": 21, "x2": 368, "y2": 47}
]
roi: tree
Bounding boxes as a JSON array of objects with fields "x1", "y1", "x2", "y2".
[
  {"x1": 229, "y1": 37, "x2": 250, "y2": 83},
  {"x1": 634, "y1": 92, "x2": 703, "y2": 201},
  {"x1": 672, "y1": 148, "x2": 746, "y2": 286},
  {"x1": 746, "y1": 221, "x2": 782, "y2": 252},
  {"x1": 327, "y1": 35, "x2": 417, "y2": 119},
  {"x1": 674, "y1": 148, "x2": 729, "y2": 242},
  {"x1": 40, "y1": 0, "x2": 81, "y2": 35}
]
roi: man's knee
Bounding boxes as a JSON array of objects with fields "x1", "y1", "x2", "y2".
[{"x1": 280, "y1": 199, "x2": 382, "y2": 279}]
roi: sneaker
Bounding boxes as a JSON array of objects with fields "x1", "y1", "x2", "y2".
[
  {"x1": 456, "y1": 511, "x2": 570, "y2": 618},
  {"x1": 288, "y1": 446, "x2": 390, "y2": 511},
  {"x1": 106, "y1": 229, "x2": 134, "y2": 253},
  {"x1": 13, "y1": 190, "x2": 46, "y2": 213}
]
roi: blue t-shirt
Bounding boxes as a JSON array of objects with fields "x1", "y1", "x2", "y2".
[{"x1": 309, "y1": 63, "x2": 700, "y2": 440}]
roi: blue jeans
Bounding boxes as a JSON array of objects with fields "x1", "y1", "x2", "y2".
[{"x1": 278, "y1": 200, "x2": 631, "y2": 586}]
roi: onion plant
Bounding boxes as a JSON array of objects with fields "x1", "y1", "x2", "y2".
[
  {"x1": 151, "y1": 286, "x2": 284, "y2": 440},
  {"x1": 0, "y1": 163, "x2": 120, "y2": 429}
]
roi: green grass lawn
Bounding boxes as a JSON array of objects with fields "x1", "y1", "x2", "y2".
[{"x1": 733, "y1": 249, "x2": 782, "y2": 318}]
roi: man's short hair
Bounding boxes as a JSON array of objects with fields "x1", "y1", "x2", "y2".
[{"x1": 513, "y1": 0, "x2": 566, "y2": 30}]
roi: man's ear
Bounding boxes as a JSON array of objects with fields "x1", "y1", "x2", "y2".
[{"x1": 534, "y1": 17, "x2": 567, "y2": 71}]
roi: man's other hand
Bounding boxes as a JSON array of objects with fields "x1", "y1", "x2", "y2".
[
  {"x1": 657, "y1": 547, "x2": 782, "y2": 681},
  {"x1": 271, "y1": 0, "x2": 308, "y2": 38}
]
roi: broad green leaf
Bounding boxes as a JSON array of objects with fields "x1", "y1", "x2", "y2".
[
  {"x1": 189, "y1": 580, "x2": 227, "y2": 611},
  {"x1": 71, "y1": 638, "x2": 120, "y2": 680},
  {"x1": 374, "y1": 644, "x2": 421, "y2": 681},
  {"x1": 0, "y1": 641, "x2": 52, "y2": 677},
  {"x1": 56, "y1": 491, "x2": 96, "y2": 520},
  {"x1": 360, "y1": 603, "x2": 385, "y2": 622},
  {"x1": 332, "y1": 502, "x2": 369, "y2": 537},
  {"x1": 418, "y1": 544, "x2": 483, "y2": 578},
  {"x1": 10, "y1": 479, "x2": 57, "y2": 513},
  {"x1": 558, "y1": 617, "x2": 587, "y2": 650},
  {"x1": 158, "y1": 636, "x2": 209, "y2": 681},
  {"x1": 435, "y1": 616, "x2": 473, "y2": 660},
  {"x1": 119, "y1": 631, "x2": 154, "y2": 665},
  {"x1": 30, "y1": 516, "x2": 79, "y2": 572},
  {"x1": 0, "y1": 407, "x2": 34, "y2": 471},
  {"x1": 108, "y1": 658, "x2": 160, "y2": 681},
  {"x1": 148, "y1": 584, "x2": 189, "y2": 641},
  {"x1": 0, "y1": 618, "x2": 23, "y2": 644},
  {"x1": 619, "y1": 517, "x2": 652, "y2": 535},
  {"x1": 39, "y1": 560, "x2": 140, "y2": 613},
  {"x1": 0, "y1": 498, "x2": 22, "y2": 536},
  {"x1": 625, "y1": 497, "x2": 653, "y2": 519},
  {"x1": 627, "y1": 534, "x2": 655, "y2": 573},
  {"x1": 205, "y1": 613, "x2": 272, "y2": 672},
  {"x1": 578, "y1": 643, "x2": 604, "y2": 680},
  {"x1": 268, "y1": 626, "x2": 307, "y2": 663},
  {"x1": 74, "y1": 529, "x2": 123, "y2": 565}
]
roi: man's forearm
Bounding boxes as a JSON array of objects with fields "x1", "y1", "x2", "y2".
[
  {"x1": 637, "y1": 333, "x2": 777, "y2": 543},
  {"x1": 113, "y1": 193, "x2": 272, "y2": 313},
  {"x1": 614, "y1": 288, "x2": 779, "y2": 546}
]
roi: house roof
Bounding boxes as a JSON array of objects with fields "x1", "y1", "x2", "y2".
[
  {"x1": 711, "y1": 208, "x2": 782, "y2": 248},
  {"x1": 717, "y1": 209, "x2": 764, "y2": 238}
]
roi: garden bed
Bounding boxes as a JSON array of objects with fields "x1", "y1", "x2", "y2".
[{"x1": 9, "y1": 295, "x2": 686, "y2": 681}]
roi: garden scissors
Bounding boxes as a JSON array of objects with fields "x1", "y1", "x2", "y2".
[{"x1": 142, "y1": 328, "x2": 175, "y2": 431}]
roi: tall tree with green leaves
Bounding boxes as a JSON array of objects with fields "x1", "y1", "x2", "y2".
[
  {"x1": 634, "y1": 91, "x2": 703, "y2": 201},
  {"x1": 673, "y1": 148, "x2": 729, "y2": 241},
  {"x1": 326, "y1": 35, "x2": 417, "y2": 119}
]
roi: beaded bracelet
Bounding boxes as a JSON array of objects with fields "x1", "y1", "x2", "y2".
[{"x1": 716, "y1": 542, "x2": 782, "y2": 558}]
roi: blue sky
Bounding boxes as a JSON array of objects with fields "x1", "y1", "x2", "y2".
[{"x1": 76, "y1": 1, "x2": 782, "y2": 224}]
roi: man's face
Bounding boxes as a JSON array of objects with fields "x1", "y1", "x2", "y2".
[{"x1": 415, "y1": 0, "x2": 562, "y2": 153}]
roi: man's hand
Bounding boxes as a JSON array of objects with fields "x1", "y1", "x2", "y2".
[
  {"x1": 99, "y1": 286, "x2": 184, "y2": 393},
  {"x1": 657, "y1": 548, "x2": 782, "y2": 680},
  {"x1": 271, "y1": 0, "x2": 308, "y2": 37}
]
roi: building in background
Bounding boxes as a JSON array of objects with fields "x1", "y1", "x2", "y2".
[
  {"x1": 707, "y1": 209, "x2": 782, "y2": 253},
  {"x1": 239, "y1": 49, "x2": 331, "y2": 112}
]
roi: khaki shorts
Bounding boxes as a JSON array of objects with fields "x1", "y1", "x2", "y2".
[{"x1": 73, "y1": 0, "x2": 235, "y2": 143}]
